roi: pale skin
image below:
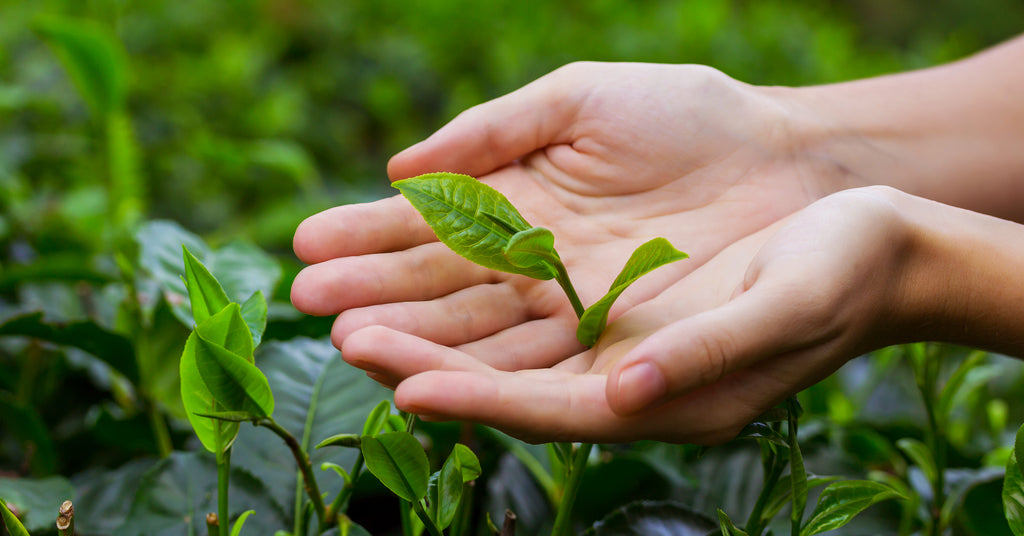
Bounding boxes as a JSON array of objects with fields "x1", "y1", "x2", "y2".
[{"x1": 292, "y1": 35, "x2": 1024, "y2": 444}]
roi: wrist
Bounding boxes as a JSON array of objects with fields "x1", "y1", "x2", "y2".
[{"x1": 888, "y1": 191, "x2": 1024, "y2": 355}]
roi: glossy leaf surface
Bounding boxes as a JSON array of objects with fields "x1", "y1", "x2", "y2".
[
  {"x1": 800, "y1": 480, "x2": 904, "y2": 536},
  {"x1": 361, "y1": 432, "x2": 430, "y2": 502},
  {"x1": 393, "y1": 172, "x2": 552, "y2": 279},
  {"x1": 194, "y1": 328, "x2": 274, "y2": 418},
  {"x1": 577, "y1": 238, "x2": 687, "y2": 346},
  {"x1": 503, "y1": 226, "x2": 559, "y2": 279}
]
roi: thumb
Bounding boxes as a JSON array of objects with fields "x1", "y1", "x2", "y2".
[
  {"x1": 387, "y1": 66, "x2": 585, "y2": 180},
  {"x1": 605, "y1": 280, "x2": 820, "y2": 416}
]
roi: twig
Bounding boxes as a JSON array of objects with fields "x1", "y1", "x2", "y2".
[
  {"x1": 55, "y1": 500, "x2": 74, "y2": 536},
  {"x1": 259, "y1": 417, "x2": 326, "y2": 530},
  {"x1": 205, "y1": 513, "x2": 219, "y2": 536},
  {"x1": 501, "y1": 509, "x2": 517, "y2": 536}
]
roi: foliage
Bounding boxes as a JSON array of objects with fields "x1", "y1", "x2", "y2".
[{"x1": 3, "y1": 1, "x2": 1024, "y2": 535}]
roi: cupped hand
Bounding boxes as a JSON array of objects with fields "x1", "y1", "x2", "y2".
[
  {"x1": 292, "y1": 62, "x2": 857, "y2": 371},
  {"x1": 341, "y1": 187, "x2": 922, "y2": 444}
]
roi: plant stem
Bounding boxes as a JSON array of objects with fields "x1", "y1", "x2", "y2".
[
  {"x1": 56, "y1": 500, "x2": 74, "y2": 536},
  {"x1": 412, "y1": 500, "x2": 444, "y2": 536},
  {"x1": 326, "y1": 452, "x2": 364, "y2": 524},
  {"x1": 148, "y1": 404, "x2": 173, "y2": 458},
  {"x1": 205, "y1": 513, "x2": 219, "y2": 536},
  {"x1": 745, "y1": 453, "x2": 787, "y2": 536},
  {"x1": 913, "y1": 345, "x2": 945, "y2": 536},
  {"x1": 216, "y1": 449, "x2": 230, "y2": 536},
  {"x1": 550, "y1": 442, "x2": 592, "y2": 536},
  {"x1": 552, "y1": 263, "x2": 585, "y2": 318},
  {"x1": 259, "y1": 417, "x2": 327, "y2": 531}
]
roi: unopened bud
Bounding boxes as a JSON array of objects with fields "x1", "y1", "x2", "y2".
[{"x1": 59, "y1": 500, "x2": 74, "y2": 517}]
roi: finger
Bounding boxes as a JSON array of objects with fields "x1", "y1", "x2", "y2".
[
  {"x1": 387, "y1": 66, "x2": 585, "y2": 180},
  {"x1": 341, "y1": 326, "x2": 493, "y2": 380},
  {"x1": 455, "y1": 316, "x2": 586, "y2": 371},
  {"x1": 394, "y1": 369, "x2": 624, "y2": 443},
  {"x1": 331, "y1": 282, "x2": 530, "y2": 348},
  {"x1": 293, "y1": 194, "x2": 436, "y2": 264},
  {"x1": 605, "y1": 277, "x2": 828, "y2": 416},
  {"x1": 291, "y1": 242, "x2": 496, "y2": 316}
]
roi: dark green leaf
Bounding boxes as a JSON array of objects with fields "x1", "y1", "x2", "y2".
[
  {"x1": 761, "y1": 476, "x2": 841, "y2": 527},
  {"x1": 717, "y1": 509, "x2": 749, "y2": 536},
  {"x1": 193, "y1": 410, "x2": 260, "y2": 423},
  {"x1": 72, "y1": 457, "x2": 157, "y2": 535},
  {"x1": 361, "y1": 432, "x2": 430, "y2": 502},
  {"x1": 577, "y1": 238, "x2": 687, "y2": 346},
  {"x1": 0, "y1": 496, "x2": 30, "y2": 536},
  {"x1": 33, "y1": 16, "x2": 126, "y2": 115},
  {"x1": 799, "y1": 480, "x2": 905, "y2": 536},
  {"x1": 429, "y1": 453, "x2": 465, "y2": 530},
  {"x1": 115, "y1": 451, "x2": 284, "y2": 536},
  {"x1": 0, "y1": 311, "x2": 139, "y2": 383},
  {"x1": 451, "y1": 443, "x2": 482, "y2": 482},
  {"x1": 583, "y1": 500, "x2": 717, "y2": 535},
  {"x1": 0, "y1": 392, "x2": 56, "y2": 474},
  {"x1": 1005, "y1": 445, "x2": 1024, "y2": 535},
  {"x1": 0, "y1": 476, "x2": 75, "y2": 532},
  {"x1": 503, "y1": 226, "x2": 559, "y2": 279},
  {"x1": 230, "y1": 338, "x2": 392, "y2": 518},
  {"x1": 393, "y1": 172, "x2": 552, "y2": 279},
  {"x1": 788, "y1": 398, "x2": 808, "y2": 534},
  {"x1": 182, "y1": 245, "x2": 231, "y2": 326}
]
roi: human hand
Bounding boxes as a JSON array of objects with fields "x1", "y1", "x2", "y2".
[
  {"x1": 292, "y1": 62, "x2": 858, "y2": 371},
  {"x1": 341, "y1": 187, "x2": 955, "y2": 444}
]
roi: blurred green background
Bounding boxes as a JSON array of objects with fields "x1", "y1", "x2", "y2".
[{"x1": 2, "y1": 0, "x2": 1022, "y2": 256}]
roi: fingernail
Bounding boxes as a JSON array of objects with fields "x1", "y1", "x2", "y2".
[{"x1": 615, "y1": 362, "x2": 666, "y2": 414}]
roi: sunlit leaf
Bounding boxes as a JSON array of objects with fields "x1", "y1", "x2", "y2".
[
  {"x1": 182, "y1": 245, "x2": 230, "y2": 326},
  {"x1": 503, "y1": 226, "x2": 559, "y2": 279},
  {"x1": 393, "y1": 172, "x2": 552, "y2": 279},
  {"x1": 800, "y1": 480, "x2": 904, "y2": 536},
  {"x1": 361, "y1": 432, "x2": 430, "y2": 502},
  {"x1": 577, "y1": 237, "x2": 687, "y2": 346}
]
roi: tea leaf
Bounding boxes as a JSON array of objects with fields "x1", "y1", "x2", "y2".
[
  {"x1": 361, "y1": 432, "x2": 430, "y2": 502},
  {"x1": 0, "y1": 496, "x2": 30, "y2": 536},
  {"x1": 896, "y1": 438, "x2": 938, "y2": 486},
  {"x1": 182, "y1": 246, "x2": 231, "y2": 326},
  {"x1": 193, "y1": 410, "x2": 259, "y2": 423},
  {"x1": 316, "y1": 433, "x2": 362, "y2": 449},
  {"x1": 393, "y1": 172, "x2": 552, "y2": 280},
  {"x1": 503, "y1": 226, "x2": 559, "y2": 279},
  {"x1": 761, "y1": 475, "x2": 842, "y2": 526},
  {"x1": 180, "y1": 332, "x2": 240, "y2": 454},
  {"x1": 429, "y1": 452, "x2": 466, "y2": 529},
  {"x1": 451, "y1": 443, "x2": 482, "y2": 482},
  {"x1": 1006, "y1": 426, "x2": 1024, "y2": 535},
  {"x1": 717, "y1": 509, "x2": 749, "y2": 536},
  {"x1": 239, "y1": 290, "x2": 268, "y2": 347},
  {"x1": 230, "y1": 510, "x2": 255, "y2": 536},
  {"x1": 800, "y1": 480, "x2": 904, "y2": 536},
  {"x1": 577, "y1": 238, "x2": 687, "y2": 346},
  {"x1": 362, "y1": 400, "x2": 393, "y2": 437},
  {"x1": 789, "y1": 398, "x2": 808, "y2": 535},
  {"x1": 194, "y1": 319, "x2": 274, "y2": 419}
]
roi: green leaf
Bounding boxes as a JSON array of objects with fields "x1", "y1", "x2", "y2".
[
  {"x1": 361, "y1": 432, "x2": 430, "y2": 502},
  {"x1": 0, "y1": 476, "x2": 75, "y2": 532},
  {"x1": 182, "y1": 245, "x2": 231, "y2": 326},
  {"x1": 577, "y1": 238, "x2": 687, "y2": 346},
  {"x1": 180, "y1": 332, "x2": 240, "y2": 453},
  {"x1": 240, "y1": 291, "x2": 268, "y2": 347},
  {"x1": 895, "y1": 437, "x2": 938, "y2": 486},
  {"x1": 761, "y1": 475, "x2": 842, "y2": 526},
  {"x1": 0, "y1": 496, "x2": 30, "y2": 536},
  {"x1": 71, "y1": 457, "x2": 158, "y2": 535},
  {"x1": 583, "y1": 500, "x2": 717, "y2": 535},
  {"x1": 0, "y1": 311, "x2": 140, "y2": 384},
  {"x1": 316, "y1": 433, "x2": 362, "y2": 449},
  {"x1": 321, "y1": 463, "x2": 353, "y2": 487},
  {"x1": 429, "y1": 454, "x2": 466, "y2": 530},
  {"x1": 734, "y1": 422, "x2": 788, "y2": 448},
  {"x1": 717, "y1": 509, "x2": 749, "y2": 536},
  {"x1": 33, "y1": 16, "x2": 126, "y2": 116},
  {"x1": 935, "y1": 350, "x2": 987, "y2": 423},
  {"x1": 393, "y1": 172, "x2": 553, "y2": 279},
  {"x1": 115, "y1": 451, "x2": 284, "y2": 536},
  {"x1": 1005, "y1": 430, "x2": 1024, "y2": 535},
  {"x1": 799, "y1": 480, "x2": 904, "y2": 536},
  {"x1": 0, "y1": 392, "x2": 57, "y2": 475},
  {"x1": 451, "y1": 443, "x2": 482, "y2": 482},
  {"x1": 362, "y1": 399, "x2": 393, "y2": 437},
  {"x1": 502, "y1": 226, "x2": 559, "y2": 279},
  {"x1": 194, "y1": 326, "x2": 274, "y2": 418},
  {"x1": 193, "y1": 410, "x2": 260, "y2": 423},
  {"x1": 230, "y1": 510, "x2": 255, "y2": 536}
]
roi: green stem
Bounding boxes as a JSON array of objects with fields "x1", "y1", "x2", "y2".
[
  {"x1": 216, "y1": 448, "x2": 230, "y2": 536},
  {"x1": 550, "y1": 442, "x2": 593, "y2": 536},
  {"x1": 326, "y1": 452, "x2": 364, "y2": 524},
  {"x1": 412, "y1": 500, "x2": 444, "y2": 536},
  {"x1": 744, "y1": 453, "x2": 787, "y2": 536},
  {"x1": 914, "y1": 346, "x2": 945, "y2": 535},
  {"x1": 148, "y1": 404, "x2": 173, "y2": 458},
  {"x1": 260, "y1": 418, "x2": 327, "y2": 531},
  {"x1": 552, "y1": 262, "x2": 585, "y2": 318}
]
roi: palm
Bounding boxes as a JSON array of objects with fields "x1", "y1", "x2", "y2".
[{"x1": 292, "y1": 62, "x2": 847, "y2": 371}]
